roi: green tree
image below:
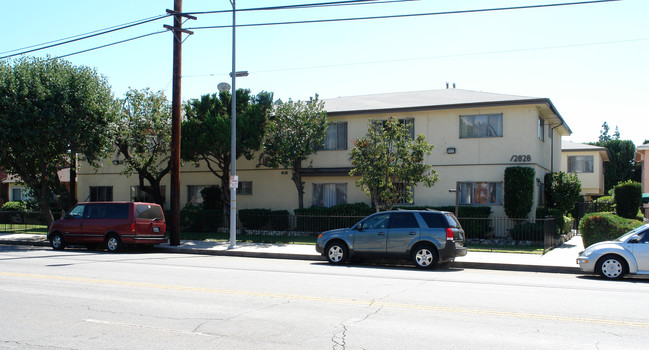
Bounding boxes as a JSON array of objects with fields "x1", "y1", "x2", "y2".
[
  {"x1": 181, "y1": 89, "x2": 272, "y2": 210},
  {"x1": 114, "y1": 88, "x2": 171, "y2": 205},
  {"x1": 590, "y1": 139, "x2": 637, "y2": 192},
  {"x1": 0, "y1": 57, "x2": 115, "y2": 225},
  {"x1": 546, "y1": 171, "x2": 582, "y2": 215},
  {"x1": 599, "y1": 121, "x2": 612, "y2": 142},
  {"x1": 350, "y1": 118, "x2": 439, "y2": 211},
  {"x1": 504, "y1": 167, "x2": 535, "y2": 219},
  {"x1": 259, "y1": 95, "x2": 328, "y2": 209}
]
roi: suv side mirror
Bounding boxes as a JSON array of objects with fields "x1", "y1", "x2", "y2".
[
  {"x1": 629, "y1": 235, "x2": 640, "y2": 244},
  {"x1": 356, "y1": 223, "x2": 363, "y2": 232}
]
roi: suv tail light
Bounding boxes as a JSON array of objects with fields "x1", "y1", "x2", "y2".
[{"x1": 446, "y1": 228, "x2": 454, "y2": 241}]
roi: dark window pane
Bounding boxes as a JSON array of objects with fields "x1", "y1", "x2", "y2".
[
  {"x1": 420, "y1": 212, "x2": 447, "y2": 228},
  {"x1": 389, "y1": 213, "x2": 419, "y2": 229},
  {"x1": 105, "y1": 203, "x2": 129, "y2": 219}
]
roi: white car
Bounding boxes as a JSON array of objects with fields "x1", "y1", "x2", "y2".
[{"x1": 577, "y1": 224, "x2": 649, "y2": 279}]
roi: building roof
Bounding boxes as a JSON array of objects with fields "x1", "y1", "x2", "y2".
[
  {"x1": 323, "y1": 88, "x2": 572, "y2": 134},
  {"x1": 1, "y1": 168, "x2": 71, "y2": 184},
  {"x1": 562, "y1": 140, "x2": 611, "y2": 161}
]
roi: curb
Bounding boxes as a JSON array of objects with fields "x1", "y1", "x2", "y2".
[{"x1": 1, "y1": 239, "x2": 581, "y2": 274}]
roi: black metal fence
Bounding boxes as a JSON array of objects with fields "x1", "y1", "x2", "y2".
[{"x1": 0, "y1": 211, "x2": 62, "y2": 234}]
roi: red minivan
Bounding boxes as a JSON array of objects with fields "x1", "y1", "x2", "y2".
[{"x1": 48, "y1": 202, "x2": 167, "y2": 252}]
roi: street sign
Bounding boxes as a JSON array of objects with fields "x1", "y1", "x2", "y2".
[{"x1": 229, "y1": 175, "x2": 239, "y2": 189}]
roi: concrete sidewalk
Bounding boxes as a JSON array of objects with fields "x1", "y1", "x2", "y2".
[{"x1": 0, "y1": 233, "x2": 584, "y2": 274}]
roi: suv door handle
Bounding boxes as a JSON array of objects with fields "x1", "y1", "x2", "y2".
[
  {"x1": 409, "y1": 232, "x2": 416, "y2": 235},
  {"x1": 378, "y1": 232, "x2": 385, "y2": 236}
]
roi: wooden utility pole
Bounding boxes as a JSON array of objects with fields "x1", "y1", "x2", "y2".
[{"x1": 165, "y1": 0, "x2": 194, "y2": 246}]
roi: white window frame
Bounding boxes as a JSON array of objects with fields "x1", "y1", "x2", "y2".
[
  {"x1": 459, "y1": 182, "x2": 503, "y2": 205},
  {"x1": 312, "y1": 183, "x2": 347, "y2": 208},
  {"x1": 236, "y1": 181, "x2": 253, "y2": 195},
  {"x1": 567, "y1": 155, "x2": 594, "y2": 173},
  {"x1": 320, "y1": 122, "x2": 348, "y2": 150},
  {"x1": 459, "y1": 114, "x2": 503, "y2": 138}
]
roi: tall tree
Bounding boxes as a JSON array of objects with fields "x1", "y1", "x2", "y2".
[
  {"x1": 546, "y1": 171, "x2": 582, "y2": 215},
  {"x1": 0, "y1": 57, "x2": 115, "y2": 225},
  {"x1": 181, "y1": 89, "x2": 272, "y2": 211},
  {"x1": 599, "y1": 121, "x2": 611, "y2": 142},
  {"x1": 258, "y1": 95, "x2": 328, "y2": 209},
  {"x1": 350, "y1": 118, "x2": 439, "y2": 212},
  {"x1": 114, "y1": 88, "x2": 172, "y2": 205}
]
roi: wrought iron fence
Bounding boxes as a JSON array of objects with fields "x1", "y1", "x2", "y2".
[
  {"x1": 178, "y1": 212, "x2": 563, "y2": 252},
  {"x1": 0, "y1": 211, "x2": 62, "y2": 234}
]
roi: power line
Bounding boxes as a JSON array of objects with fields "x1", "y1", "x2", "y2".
[
  {"x1": 0, "y1": 14, "x2": 171, "y2": 60},
  {"x1": 182, "y1": 0, "x2": 416, "y2": 15},
  {"x1": 53, "y1": 31, "x2": 167, "y2": 60},
  {"x1": 186, "y1": 0, "x2": 621, "y2": 30},
  {"x1": 0, "y1": 15, "x2": 169, "y2": 56}
]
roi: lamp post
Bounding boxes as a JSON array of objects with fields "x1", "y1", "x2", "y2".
[{"x1": 226, "y1": 0, "x2": 249, "y2": 249}]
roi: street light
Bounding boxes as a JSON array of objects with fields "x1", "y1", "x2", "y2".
[{"x1": 227, "y1": 0, "x2": 240, "y2": 249}]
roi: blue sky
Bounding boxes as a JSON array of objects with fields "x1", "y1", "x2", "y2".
[{"x1": 3, "y1": 0, "x2": 648, "y2": 145}]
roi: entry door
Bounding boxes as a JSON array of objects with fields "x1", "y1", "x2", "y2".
[
  {"x1": 353, "y1": 213, "x2": 390, "y2": 255},
  {"x1": 386, "y1": 212, "x2": 420, "y2": 255}
]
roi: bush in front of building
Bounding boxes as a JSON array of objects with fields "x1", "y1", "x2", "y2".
[
  {"x1": 536, "y1": 207, "x2": 573, "y2": 236},
  {"x1": 504, "y1": 167, "x2": 535, "y2": 219},
  {"x1": 1, "y1": 201, "x2": 26, "y2": 211},
  {"x1": 613, "y1": 181, "x2": 642, "y2": 219},
  {"x1": 239, "y1": 209, "x2": 290, "y2": 231},
  {"x1": 579, "y1": 212, "x2": 643, "y2": 247},
  {"x1": 509, "y1": 221, "x2": 544, "y2": 242},
  {"x1": 545, "y1": 171, "x2": 581, "y2": 215}
]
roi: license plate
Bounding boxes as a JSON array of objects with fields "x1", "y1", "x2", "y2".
[{"x1": 153, "y1": 227, "x2": 160, "y2": 233}]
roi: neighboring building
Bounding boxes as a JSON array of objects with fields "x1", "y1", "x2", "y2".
[
  {"x1": 1, "y1": 168, "x2": 72, "y2": 203},
  {"x1": 560, "y1": 140, "x2": 610, "y2": 200},
  {"x1": 78, "y1": 89, "x2": 571, "y2": 218},
  {"x1": 635, "y1": 144, "x2": 649, "y2": 217}
]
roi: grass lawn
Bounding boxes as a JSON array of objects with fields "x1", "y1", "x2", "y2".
[{"x1": 0, "y1": 225, "x2": 48, "y2": 235}]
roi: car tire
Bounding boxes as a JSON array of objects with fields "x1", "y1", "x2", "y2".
[
  {"x1": 50, "y1": 233, "x2": 65, "y2": 251},
  {"x1": 597, "y1": 254, "x2": 627, "y2": 280},
  {"x1": 325, "y1": 241, "x2": 349, "y2": 265},
  {"x1": 412, "y1": 244, "x2": 439, "y2": 269},
  {"x1": 106, "y1": 234, "x2": 124, "y2": 253}
]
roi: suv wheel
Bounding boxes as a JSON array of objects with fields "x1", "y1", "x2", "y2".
[
  {"x1": 412, "y1": 244, "x2": 438, "y2": 269},
  {"x1": 106, "y1": 234, "x2": 124, "y2": 253},
  {"x1": 325, "y1": 241, "x2": 349, "y2": 265}
]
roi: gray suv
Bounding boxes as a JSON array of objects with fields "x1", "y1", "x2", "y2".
[{"x1": 316, "y1": 210, "x2": 467, "y2": 268}]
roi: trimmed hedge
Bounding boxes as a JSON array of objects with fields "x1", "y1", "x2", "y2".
[
  {"x1": 614, "y1": 181, "x2": 642, "y2": 219},
  {"x1": 579, "y1": 212, "x2": 643, "y2": 247},
  {"x1": 239, "y1": 209, "x2": 290, "y2": 230},
  {"x1": 1, "y1": 201, "x2": 27, "y2": 211},
  {"x1": 509, "y1": 221, "x2": 544, "y2": 242},
  {"x1": 504, "y1": 166, "x2": 535, "y2": 219}
]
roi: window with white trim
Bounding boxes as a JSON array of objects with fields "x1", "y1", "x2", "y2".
[
  {"x1": 320, "y1": 122, "x2": 347, "y2": 150},
  {"x1": 89, "y1": 186, "x2": 113, "y2": 201},
  {"x1": 460, "y1": 114, "x2": 503, "y2": 138},
  {"x1": 130, "y1": 185, "x2": 165, "y2": 203},
  {"x1": 567, "y1": 156, "x2": 594, "y2": 173},
  {"x1": 236, "y1": 181, "x2": 253, "y2": 195},
  {"x1": 312, "y1": 183, "x2": 347, "y2": 207},
  {"x1": 459, "y1": 182, "x2": 503, "y2": 205}
]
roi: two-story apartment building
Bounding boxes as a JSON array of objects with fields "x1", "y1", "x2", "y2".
[
  {"x1": 77, "y1": 89, "x2": 571, "y2": 218},
  {"x1": 560, "y1": 140, "x2": 610, "y2": 200}
]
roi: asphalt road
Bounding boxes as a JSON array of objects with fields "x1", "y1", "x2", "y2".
[{"x1": 1, "y1": 245, "x2": 649, "y2": 350}]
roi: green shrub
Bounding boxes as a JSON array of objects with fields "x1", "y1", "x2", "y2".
[
  {"x1": 504, "y1": 167, "x2": 535, "y2": 219},
  {"x1": 239, "y1": 209, "x2": 290, "y2": 230},
  {"x1": 179, "y1": 204, "x2": 223, "y2": 232},
  {"x1": 509, "y1": 221, "x2": 544, "y2": 242},
  {"x1": 579, "y1": 212, "x2": 643, "y2": 247},
  {"x1": 1, "y1": 201, "x2": 26, "y2": 211},
  {"x1": 614, "y1": 181, "x2": 642, "y2": 219}
]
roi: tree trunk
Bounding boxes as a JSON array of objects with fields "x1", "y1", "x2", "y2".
[{"x1": 291, "y1": 162, "x2": 304, "y2": 209}]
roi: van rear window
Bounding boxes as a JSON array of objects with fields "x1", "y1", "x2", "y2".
[{"x1": 136, "y1": 204, "x2": 164, "y2": 220}]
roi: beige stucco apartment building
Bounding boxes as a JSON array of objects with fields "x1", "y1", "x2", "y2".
[
  {"x1": 77, "y1": 89, "x2": 572, "y2": 218},
  {"x1": 560, "y1": 140, "x2": 610, "y2": 200}
]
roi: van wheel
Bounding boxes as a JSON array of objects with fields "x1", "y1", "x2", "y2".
[
  {"x1": 412, "y1": 244, "x2": 438, "y2": 269},
  {"x1": 50, "y1": 233, "x2": 65, "y2": 251},
  {"x1": 106, "y1": 234, "x2": 124, "y2": 253}
]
